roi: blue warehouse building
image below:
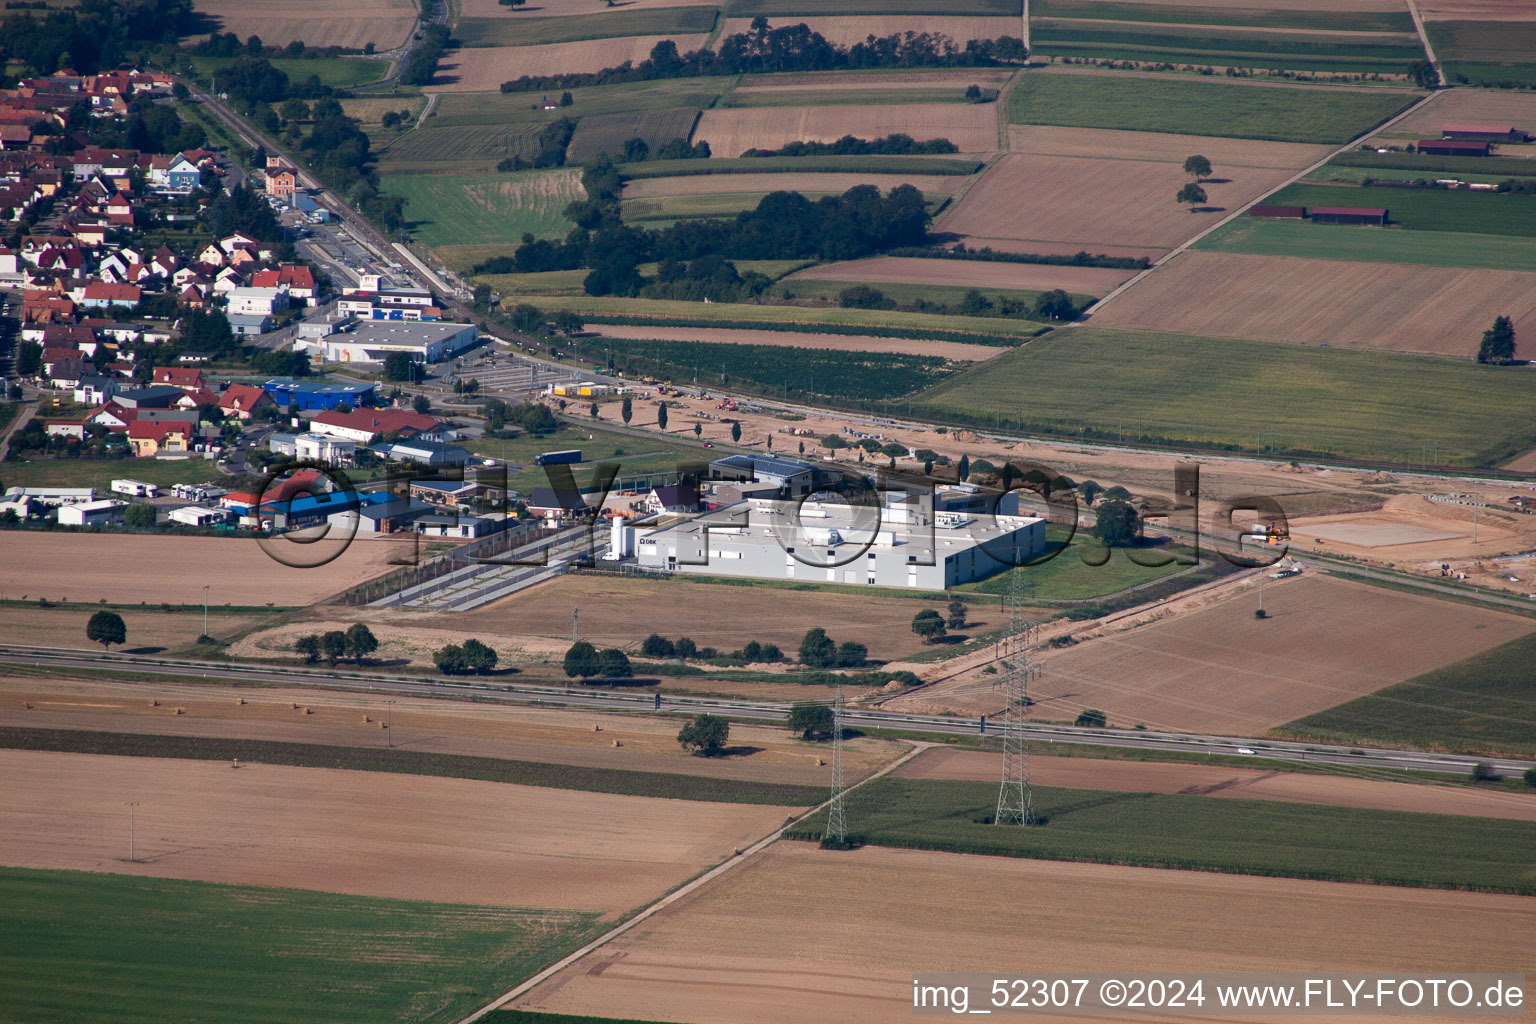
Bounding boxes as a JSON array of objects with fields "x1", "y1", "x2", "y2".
[{"x1": 262, "y1": 377, "x2": 380, "y2": 412}]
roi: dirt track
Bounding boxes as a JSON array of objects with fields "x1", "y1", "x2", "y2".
[
  {"x1": 895, "y1": 748, "x2": 1536, "y2": 821},
  {"x1": 517, "y1": 842, "x2": 1536, "y2": 1023},
  {"x1": 0, "y1": 749, "x2": 794, "y2": 911}
]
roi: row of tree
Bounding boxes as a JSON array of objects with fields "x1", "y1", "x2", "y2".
[
  {"x1": 641, "y1": 633, "x2": 785, "y2": 665},
  {"x1": 294, "y1": 624, "x2": 379, "y2": 665},
  {"x1": 563, "y1": 641, "x2": 634, "y2": 678},
  {"x1": 742, "y1": 133, "x2": 957, "y2": 158}
]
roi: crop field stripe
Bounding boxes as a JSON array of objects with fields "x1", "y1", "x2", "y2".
[
  {"x1": 456, "y1": 6, "x2": 719, "y2": 47},
  {"x1": 1007, "y1": 73, "x2": 1419, "y2": 144},
  {"x1": 1030, "y1": 1, "x2": 1416, "y2": 33},
  {"x1": 783, "y1": 778, "x2": 1536, "y2": 894},
  {"x1": 1267, "y1": 183, "x2": 1536, "y2": 238},
  {"x1": 0, "y1": 866, "x2": 606, "y2": 1024},
  {"x1": 1193, "y1": 218, "x2": 1536, "y2": 272},
  {"x1": 1278, "y1": 631, "x2": 1536, "y2": 757},
  {"x1": 912, "y1": 327, "x2": 1536, "y2": 467},
  {"x1": 1029, "y1": 42, "x2": 1419, "y2": 73},
  {"x1": 0, "y1": 727, "x2": 823, "y2": 806},
  {"x1": 1031, "y1": 22, "x2": 1425, "y2": 61}
]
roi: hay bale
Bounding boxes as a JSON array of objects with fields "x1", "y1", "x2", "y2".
[
  {"x1": 611, "y1": 739, "x2": 622, "y2": 747},
  {"x1": 363, "y1": 715, "x2": 372, "y2": 723},
  {"x1": 592, "y1": 724, "x2": 602, "y2": 732},
  {"x1": 236, "y1": 698, "x2": 246, "y2": 705},
  {"x1": 291, "y1": 702, "x2": 299, "y2": 710},
  {"x1": 22, "y1": 701, "x2": 31, "y2": 710},
  {"x1": 303, "y1": 707, "x2": 313, "y2": 715},
  {"x1": 150, "y1": 700, "x2": 159, "y2": 707}
]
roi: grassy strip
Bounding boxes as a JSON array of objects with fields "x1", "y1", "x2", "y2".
[
  {"x1": 1033, "y1": 24, "x2": 1424, "y2": 63},
  {"x1": 1278, "y1": 631, "x2": 1536, "y2": 758},
  {"x1": 1007, "y1": 73, "x2": 1417, "y2": 143},
  {"x1": 726, "y1": 0, "x2": 1017, "y2": 13},
  {"x1": 769, "y1": 278, "x2": 1093, "y2": 315},
  {"x1": 1031, "y1": 0, "x2": 1414, "y2": 33},
  {"x1": 0, "y1": 866, "x2": 605, "y2": 1024},
  {"x1": 456, "y1": 7, "x2": 717, "y2": 47},
  {"x1": 912, "y1": 327, "x2": 1536, "y2": 468},
  {"x1": 616, "y1": 155, "x2": 984, "y2": 178},
  {"x1": 1193, "y1": 217, "x2": 1536, "y2": 272},
  {"x1": 1038, "y1": 44, "x2": 1415, "y2": 74},
  {"x1": 0, "y1": 727, "x2": 822, "y2": 806},
  {"x1": 784, "y1": 778, "x2": 1536, "y2": 894},
  {"x1": 1331, "y1": 150, "x2": 1536, "y2": 178},
  {"x1": 538, "y1": 302, "x2": 1044, "y2": 342},
  {"x1": 1268, "y1": 182, "x2": 1536, "y2": 237}
]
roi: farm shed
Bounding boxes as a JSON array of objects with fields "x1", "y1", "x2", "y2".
[
  {"x1": 1251, "y1": 205, "x2": 1307, "y2": 219},
  {"x1": 1310, "y1": 206, "x2": 1387, "y2": 226},
  {"x1": 1443, "y1": 124, "x2": 1529, "y2": 143},
  {"x1": 1417, "y1": 139, "x2": 1490, "y2": 157}
]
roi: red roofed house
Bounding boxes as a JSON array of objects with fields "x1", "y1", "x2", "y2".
[
  {"x1": 221, "y1": 469, "x2": 325, "y2": 510},
  {"x1": 217, "y1": 384, "x2": 274, "y2": 421},
  {"x1": 1310, "y1": 206, "x2": 1388, "y2": 226},
  {"x1": 1417, "y1": 139, "x2": 1489, "y2": 157},
  {"x1": 175, "y1": 387, "x2": 219, "y2": 410},
  {"x1": 152, "y1": 366, "x2": 205, "y2": 390},
  {"x1": 81, "y1": 282, "x2": 141, "y2": 308},
  {"x1": 127, "y1": 420, "x2": 190, "y2": 457},
  {"x1": 264, "y1": 167, "x2": 298, "y2": 199},
  {"x1": 308, "y1": 408, "x2": 449, "y2": 444}
]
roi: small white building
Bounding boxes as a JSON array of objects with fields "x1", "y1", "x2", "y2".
[
  {"x1": 169, "y1": 505, "x2": 231, "y2": 527},
  {"x1": 57, "y1": 499, "x2": 126, "y2": 527},
  {"x1": 294, "y1": 432, "x2": 356, "y2": 466},
  {"x1": 225, "y1": 286, "x2": 290, "y2": 317},
  {"x1": 4, "y1": 486, "x2": 95, "y2": 506}
]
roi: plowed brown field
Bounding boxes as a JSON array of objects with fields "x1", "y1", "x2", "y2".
[
  {"x1": 1093, "y1": 251, "x2": 1536, "y2": 357},
  {"x1": 901, "y1": 574, "x2": 1533, "y2": 734},
  {"x1": 895, "y1": 748, "x2": 1536, "y2": 821},
  {"x1": 0, "y1": 533, "x2": 406, "y2": 607},
  {"x1": 788, "y1": 255, "x2": 1135, "y2": 293},
  {"x1": 692, "y1": 104, "x2": 997, "y2": 157},
  {"x1": 623, "y1": 173, "x2": 965, "y2": 198},
  {"x1": 185, "y1": 0, "x2": 416, "y2": 49},
  {"x1": 432, "y1": 36, "x2": 713, "y2": 92},
  {"x1": 940, "y1": 128, "x2": 1327, "y2": 257},
  {"x1": 0, "y1": 749, "x2": 794, "y2": 910},
  {"x1": 717, "y1": 16, "x2": 1019, "y2": 47},
  {"x1": 517, "y1": 842, "x2": 1536, "y2": 1024},
  {"x1": 1380, "y1": 89, "x2": 1536, "y2": 136}
]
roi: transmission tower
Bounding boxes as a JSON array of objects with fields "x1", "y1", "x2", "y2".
[
  {"x1": 995, "y1": 566, "x2": 1036, "y2": 826},
  {"x1": 825, "y1": 682, "x2": 847, "y2": 844}
]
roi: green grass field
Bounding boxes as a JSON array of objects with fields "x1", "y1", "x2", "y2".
[
  {"x1": 0, "y1": 866, "x2": 603, "y2": 1024},
  {"x1": 468, "y1": 420, "x2": 711, "y2": 494},
  {"x1": 1034, "y1": 43, "x2": 1423, "y2": 74},
  {"x1": 385, "y1": 169, "x2": 586, "y2": 248},
  {"x1": 588, "y1": 337, "x2": 962, "y2": 401},
  {"x1": 1267, "y1": 183, "x2": 1536, "y2": 238},
  {"x1": 0, "y1": 456, "x2": 221, "y2": 490},
  {"x1": 378, "y1": 124, "x2": 546, "y2": 174},
  {"x1": 456, "y1": 6, "x2": 717, "y2": 47},
  {"x1": 0, "y1": 726, "x2": 825, "y2": 804},
  {"x1": 1425, "y1": 20, "x2": 1536, "y2": 67},
  {"x1": 432, "y1": 79, "x2": 736, "y2": 128},
  {"x1": 191, "y1": 55, "x2": 388, "y2": 90},
  {"x1": 955, "y1": 525, "x2": 1192, "y2": 600},
  {"x1": 1031, "y1": 1, "x2": 1414, "y2": 33},
  {"x1": 772, "y1": 277, "x2": 1093, "y2": 310},
  {"x1": 721, "y1": 87, "x2": 982, "y2": 108},
  {"x1": 1442, "y1": 61, "x2": 1536, "y2": 90},
  {"x1": 566, "y1": 108, "x2": 702, "y2": 164},
  {"x1": 1008, "y1": 73, "x2": 1417, "y2": 143},
  {"x1": 1279, "y1": 631, "x2": 1536, "y2": 757},
  {"x1": 912, "y1": 327, "x2": 1536, "y2": 467},
  {"x1": 785, "y1": 778, "x2": 1536, "y2": 893},
  {"x1": 1193, "y1": 218, "x2": 1536, "y2": 272},
  {"x1": 499, "y1": 294, "x2": 1048, "y2": 339},
  {"x1": 1030, "y1": 21, "x2": 1424, "y2": 71}
]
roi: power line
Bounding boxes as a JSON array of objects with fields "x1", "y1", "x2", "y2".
[
  {"x1": 996, "y1": 567, "x2": 1035, "y2": 826},
  {"x1": 826, "y1": 682, "x2": 847, "y2": 845}
]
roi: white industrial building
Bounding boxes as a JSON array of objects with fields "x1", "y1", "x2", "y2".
[
  {"x1": 637, "y1": 491, "x2": 1046, "y2": 590},
  {"x1": 3, "y1": 486, "x2": 95, "y2": 506},
  {"x1": 295, "y1": 321, "x2": 478, "y2": 364},
  {"x1": 57, "y1": 499, "x2": 127, "y2": 527},
  {"x1": 110, "y1": 479, "x2": 159, "y2": 498},
  {"x1": 169, "y1": 505, "x2": 232, "y2": 527}
]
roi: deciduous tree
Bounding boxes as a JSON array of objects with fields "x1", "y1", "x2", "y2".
[
  {"x1": 86, "y1": 611, "x2": 126, "y2": 650},
  {"x1": 1182, "y1": 154, "x2": 1212, "y2": 181},
  {"x1": 677, "y1": 713, "x2": 729, "y2": 756},
  {"x1": 911, "y1": 608, "x2": 946, "y2": 644}
]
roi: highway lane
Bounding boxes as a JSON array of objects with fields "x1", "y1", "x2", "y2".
[{"x1": 3, "y1": 644, "x2": 1530, "y2": 779}]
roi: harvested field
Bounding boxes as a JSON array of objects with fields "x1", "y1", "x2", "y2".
[
  {"x1": 340, "y1": 96, "x2": 426, "y2": 126},
  {"x1": 583, "y1": 324, "x2": 1003, "y2": 361},
  {"x1": 938, "y1": 128, "x2": 1325, "y2": 256},
  {"x1": 787, "y1": 255, "x2": 1135, "y2": 293},
  {"x1": 185, "y1": 0, "x2": 416, "y2": 50},
  {"x1": 460, "y1": 0, "x2": 719, "y2": 16},
  {"x1": 1378, "y1": 88, "x2": 1536, "y2": 137},
  {"x1": 692, "y1": 104, "x2": 998, "y2": 157},
  {"x1": 900, "y1": 574, "x2": 1534, "y2": 734},
  {"x1": 409, "y1": 573, "x2": 990, "y2": 661},
  {"x1": 0, "y1": 675, "x2": 903, "y2": 786},
  {"x1": 1093, "y1": 251, "x2": 1536, "y2": 358},
  {"x1": 1050, "y1": 0, "x2": 1407, "y2": 8},
  {"x1": 717, "y1": 15, "x2": 1018, "y2": 47},
  {"x1": 0, "y1": 749, "x2": 792, "y2": 911},
  {"x1": 456, "y1": 6, "x2": 718, "y2": 47},
  {"x1": 517, "y1": 842, "x2": 1536, "y2": 1024},
  {"x1": 0, "y1": 533, "x2": 405, "y2": 607},
  {"x1": 623, "y1": 172, "x2": 965, "y2": 198},
  {"x1": 895, "y1": 748, "x2": 1536, "y2": 822},
  {"x1": 0, "y1": 604, "x2": 270, "y2": 654},
  {"x1": 431, "y1": 36, "x2": 713, "y2": 92}
]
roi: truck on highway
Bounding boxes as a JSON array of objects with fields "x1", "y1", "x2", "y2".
[{"x1": 535, "y1": 449, "x2": 582, "y2": 466}]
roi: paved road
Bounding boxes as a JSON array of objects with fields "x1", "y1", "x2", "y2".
[{"x1": 4, "y1": 644, "x2": 1530, "y2": 777}]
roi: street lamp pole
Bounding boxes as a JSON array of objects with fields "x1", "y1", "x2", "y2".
[
  {"x1": 127, "y1": 802, "x2": 138, "y2": 862},
  {"x1": 385, "y1": 700, "x2": 394, "y2": 747},
  {"x1": 202, "y1": 585, "x2": 209, "y2": 639}
]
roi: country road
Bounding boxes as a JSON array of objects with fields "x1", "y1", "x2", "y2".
[{"x1": 3, "y1": 643, "x2": 1530, "y2": 778}]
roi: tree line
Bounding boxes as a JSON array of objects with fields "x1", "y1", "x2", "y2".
[
  {"x1": 742, "y1": 133, "x2": 958, "y2": 158},
  {"x1": 3, "y1": 0, "x2": 190, "y2": 76},
  {"x1": 500, "y1": 19, "x2": 1026, "y2": 93}
]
